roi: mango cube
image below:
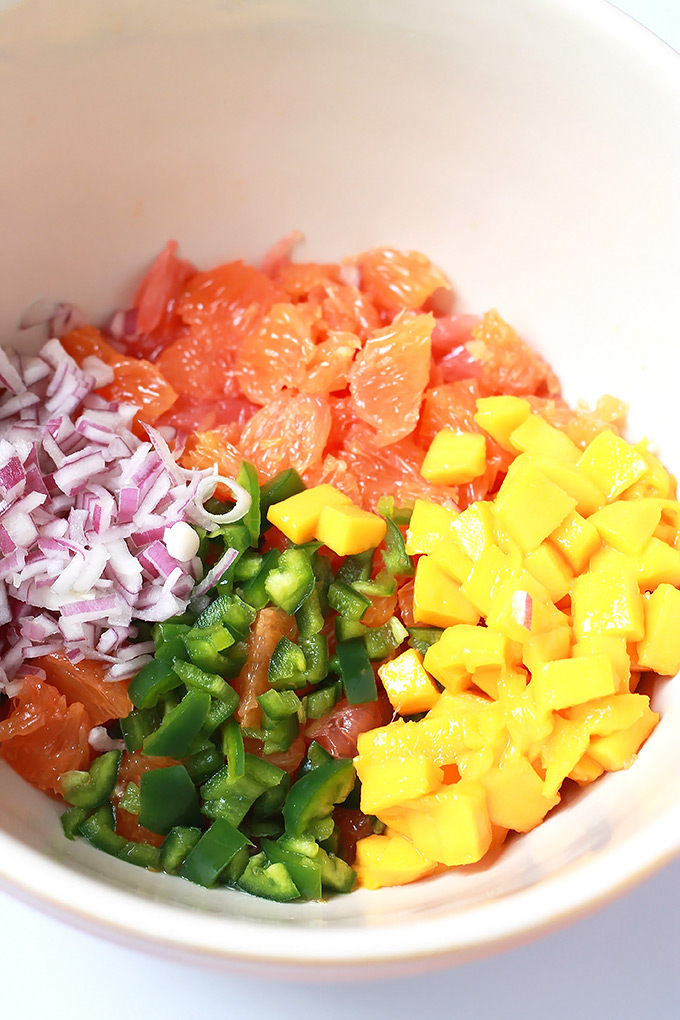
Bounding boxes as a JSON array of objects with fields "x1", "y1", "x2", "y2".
[
  {"x1": 540, "y1": 716, "x2": 592, "y2": 799},
  {"x1": 522, "y1": 624, "x2": 572, "y2": 676},
  {"x1": 588, "y1": 703, "x2": 659, "y2": 771},
  {"x1": 354, "y1": 832, "x2": 438, "y2": 890},
  {"x1": 524, "y1": 543, "x2": 573, "y2": 603},
  {"x1": 577, "y1": 430, "x2": 648, "y2": 501},
  {"x1": 636, "y1": 536, "x2": 680, "y2": 590},
  {"x1": 588, "y1": 498, "x2": 662, "y2": 557},
  {"x1": 380, "y1": 781, "x2": 492, "y2": 866},
  {"x1": 527, "y1": 455, "x2": 605, "y2": 517},
  {"x1": 405, "y1": 499, "x2": 459, "y2": 555},
  {"x1": 533, "y1": 654, "x2": 618, "y2": 712},
  {"x1": 462, "y1": 545, "x2": 513, "y2": 616},
  {"x1": 421, "y1": 429, "x2": 487, "y2": 485},
  {"x1": 316, "y1": 503, "x2": 386, "y2": 555},
  {"x1": 414, "y1": 555, "x2": 480, "y2": 628},
  {"x1": 267, "y1": 483, "x2": 351, "y2": 543},
  {"x1": 357, "y1": 755, "x2": 443, "y2": 814},
  {"x1": 563, "y1": 692, "x2": 649, "y2": 737},
  {"x1": 378, "y1": 648, "x2": 441, "y2": 715},
  {"x1": 481, "y1": 748, "x2": 561, "y2": 831},
  {"x1": 620, "y1": 447, "x2": 676, "y2": 500},
  {"x1": 636, "y1": 583, "x2": 680, "y2": 675},
  {"x1": 568, "y1": 752, "x2": 605, "y2": 785},
  {"x1": 429, "y1": 538, "x2": 474, "y2": 584},
  {"x1": 572, "y1": 635, "x2": 630, "y2": 689},
  {"x1": 572, "y1": 565, "x2": 645, "y2": 641},
  {"x1": 549, "y1": 510, "x2": 600, "y2": 573},
  {"x1": 509, "y1": 413, "x2": 581, "y2": 464},
  {"x1": 449, "y1": 500, "x2": 497, "y2": 561},
  {"x1": 493, "y1": 455, "x2": 576, "y2": 553},
  {"x1": 426, "y1": 624, "x2": 513, "y2": 675},
  {"x1": 474, "y1": 395, "x2": 531, "y2": 449}
]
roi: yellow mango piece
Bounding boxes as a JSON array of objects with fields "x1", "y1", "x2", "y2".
[
  {"x1": 568, "y1": 752, "x2": 605, "y2": 785},
  {"x1": 449, "y1": 501, "x2": 497, "y2": 561},
  {"x1": 426, "y1": 623, "x2": 513, "y2": 674},
  {"x1": 496, "y1": 669, "x2": 553, "y2": 753},
  {"x1": 533, "y1": 655, "x2": 617, "y2": 712},
  {"x1": 429, "y1": 538, "x2": 473, "y2": 585},
  {"x1": 563, "y1": 692, "x2": 649, "y2": 737},
  {"x1": 572, "y1": 635, "x2": 630, "y2": 689},
  {"x1": 620, "y1": 447, "x2": 676, "y2": 500},
  {"x1": 357, "y1": 755, "x2": 443, "y2": 814},
  {"x1": 421, "y1": 429, "x2": 487, "y2": 485},
  {"x1": 588, "y1": 702, "x2": 659, "y2": 771},
  {"x1": 422, "y1": 641, "x2": 470, "y2": 693},
  {"x1": 378, "y1": 648, "x2": 441, "y2": 715},
  {"x1": 522, "y1": 625, "x2": 572, "y2": 676},
  {"x1": 636, "y1": 583, "x2": 680, "y2": 675},
  {"x1": 637, "y1": 536, "x2": 680, "y2": 590},
  {"x1": 572, "y1": 565, "x2": 645, "y2": 642},
  {"x1": 316, "y1": 503, "x2": 386, "y2": 556},
  {"x1": 526, "y1": 455, "x2": 605, "y2": 517},
  {"x1": 266, "y1": 483, "x2": 351, "y2": 543},
  {"x1": 462, "y1": 545, "x2": 513, "y2": 616},
  {"x1": 481, "y1": 748, "x2": 560, "y2": 831},
  {"x1": 413, "y1": 555, "x2": 480, "y2": 628},
  {"x1": 354, "y1": 832, "x2": 438, "y2": 890},
  {"x1": 380, "y1": 781, "x2": 492, "y2": 867},
  {"x1": 588, "y1": 498, "x2": 662, "y2": 557},
  {"x1": 493, "y1": 455, "x2": 577, "y2": 553},
  {"x1": 577, "y1": 430, "x2": 648, "y2": 502},
  {"x1": 474, "y1": 395, "x2": 531, "y2": 450},
  {"x1": 404, "y1": 499, "x2": 458, "y2": 556},
  {"x1": 472, "y1": 665, "x2": 503, "y2": 700},
  {"x1": 356, "y1": 717, "x2": 419, "y2": 761},
  {"x1": 549, "y1": 510, "x2": 600, "y2": 573},
  {"x1": 486, "y1": 581, "x2": 565, "y2": 645},
  {"x1": 509, "y1": 413, "x2": 581, "y2": 464},
  {"x1": 524, "y1": 543, "x2": 573, "y2": 603},
  {"x1": 540, "y1": 716, "x2": 592, "y2": 798}
]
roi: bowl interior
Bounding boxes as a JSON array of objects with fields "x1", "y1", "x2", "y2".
[{"x1": 0, "y1": 0, "x2": 679, "y2": 974}]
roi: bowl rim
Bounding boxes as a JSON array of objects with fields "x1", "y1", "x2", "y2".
[{"x1": 1, "y1": 0, "x2": 680, "y2": 973}]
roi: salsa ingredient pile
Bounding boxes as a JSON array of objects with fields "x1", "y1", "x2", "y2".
[{"x1": 0, "y1": 238, "x2": 678, "y2": 900}]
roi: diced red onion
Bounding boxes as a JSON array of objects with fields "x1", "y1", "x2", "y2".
[
  {"x1": 88, "y1": 726, "x2": 126, "y2": 752},
  {"x1": 191, "y1": 546, "x2": 239, "y2": 601}
]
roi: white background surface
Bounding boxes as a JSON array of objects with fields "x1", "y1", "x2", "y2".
[{"x1": 2, "y1": 1, "x2": 679, "y2": 1016}]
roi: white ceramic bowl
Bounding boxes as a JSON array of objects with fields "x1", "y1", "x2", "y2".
[{"x1": 0, "y1": 0, "x2": 679, "y2": 979}]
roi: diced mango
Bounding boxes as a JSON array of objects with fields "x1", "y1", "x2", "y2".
[
  {"x1": 577, "y1": 430, "x2": 648, "y2": 502},
  {"x1": 380, "y1": 781, "x2": 492, "y2": 866},
  {"x1": 356, "y1": 717, "x2": 419, "y2": 761},
  {"x1": 493, "y1": 455, "x2": 576, "y2": 553},
  {"x1": 533, "y1": 655, "x2": 617, "y2": 712},
  {"x1": 540, "y1": 716, "x2": 592, "y2": 798},
  {"x1": 448, "y1": 501, "x2": 497, "y2": 561},
  {"x1": 563, "y1": 692, "x2": 649, "y2": 737},
  {"x1": 421, "y1": 429, "x2": 487, "y2": 485},
  {"x1": 425, "y1": 624, "x2": 513, "y2": 678},
  {"x1": 404, "y1": 499, "x2": 459, "y2": 555},
  {"x1": 357, "y1": 755, "x2": 443, "y2": 814},
  {"x1": 480, "y1": 748, "x2": 560, "y2": 831},
  {"x1": 572, "y1": 635, "x2": 630, "y2": 689},
  {"x1": 422, "y1": 641, "x2": 470, "y2": 694},
  {"x1": 549, "y1": 510, "x2": 601, "y2": 573},
  {"x1": 568, "y1": 752, "x2": 605, "y2": 785},
  {"x1": 620, "y1": 447, "x2": 676, "y2": 500},
  {"x1": 572, "y1": 565, "x2": 645, "y2": 641},
  {"x1": 524, "y1": 543, "x2": 573, "y2": 603},
  {"x1": 522, "y1": 624, "x2": 572, "y2": 676},
  {"x1": 496, "y1": 669, "x2": 553, "y2": 753},
  {"x1": 316, "y1": 503, "x2": 386, "y2": 556},
  {"x1": 474, "y1": 395, "x2": 531, "y2": 449},
  {"x1": 378, "y1": 649, "x2": 441, "y2": 715},
  {"x1": 472, "y1": 665, "x2": 502, "y2": 700},
  {"x1": 588, "y1": 499, "x2": 662, "y2": 557},
  {"x1": 429, "y1": 538, "x2": 473, "y2": 585},
  {"x1": 526, "y1": 455, "x2": 605, "y2": 517},
  {"x1": 461, "y1": 545, "x2": 513, "y2": 617},
  {"x1": 354, "y1": 832, "x2": 438, "y2": 890},
  {"x1": 637, "y1": 537, "x2": 680, "y2": 590},
  {"x1": 413, "y1": 555, "x2": 480, "y2": 628},
  {"x1": 266, "y1": 483, "x2": 351, "y2": 543},
  {"x1": 636, "y1": 583, "x2": 680, "y2": 675},
  {"x1": 588, "y1": 702, "x2": 659, "y2": 771},
  {"x1": 509, "y1": 413, "x2": 581, "y2": 464},
  {"x1": 486, "y1": 582, "x2": 564, "y2": 645}
]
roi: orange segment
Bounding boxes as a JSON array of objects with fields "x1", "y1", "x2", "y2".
[
  {"x1": 34, "y1": 652, "x2": 132, "y2": 727},
  {"x1": 467, "y1": 309, "x2": 560, "y2": 397},
  {"x1": 239, "y1": 392, "x2": 332, "y2": 479},
  {"x1": 355, "y1": 248, "x2": 451, "y2": 312},
  {"x1": 235, "y1": 302, "x2": 316, "y2": 404}
]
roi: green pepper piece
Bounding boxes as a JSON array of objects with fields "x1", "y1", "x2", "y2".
[
  {"x1": 180, "y1": 818, "x2": 251, "y2": 888},
  {"x1": 239, "y1": 547, "x2": 280, "y2": 609},
  {"x1": 295, "y1": 586, "x2": 325, "y2": 637},
  {"x1": 202, "y1": 697, "x2": 236, "y2": 736},
  {"x1": 407, "y1": 626, "x2": 445, "y2": 655},
  {"x1": 153, "y1": 622, "x2": 192, "y2": 665},
  {"x1": 119, "y1": 780, "x2": 141, "y2": 814},
  {"x1": 221, "y1": 844, "x2": 249, "y2": 885},
  {"x1": 335, "y1": 616, "x2": 367, "y2": 643},
  {"x1": 336, "y1": 637, "x2": 377, "y2": 704},
  {"x1": 160, "y1": 826, "x2": 202, "y2": 875},
  {"x1": 195, "y1": 592, "x2": 257, "y2": 641},
  {"x1": 120, "y1": 706, "x2": 159, "y2": 753},
  {"x1": 78, "y1": 805, "x2": 161, "y2": 870},
  {"x1": 316, "y1": 846, "x2": 356, "y2": 893},
  {"x1": 60, "y1": 805, "x2": 90, "y2": 841},
  {"x1": 353, "y1": 571, "x2": 397, "y2": 598},
  {"x1": 327, "y1": 580, "x2": 371, "y2": 621},
  {"x1": 283, "y1": 757, "x2": 356, "y2": 839},
  {"x1": 247, "y1": 818, "x2": 284, "y2": 841},
  {"x1": 299, "y1": 633, "x2": 329, "y2": 684},
  {"x1": 264, "y1": 548, "x2": 315, "y2": 614},
  {"x1": 261, "y1": 837, "x2": 322, "y2": 900},
  {"x1": 364, "y1": 616, "x2": 409, "y2": 660},
  {"x1": 268, "y1": 636, "x2": 307, "y2": 690},
  {"x1": 222, "y1": 717, "x2": 246, "y2": 779},
  {"x1": 335, "y1": 548, "x2": 374, "y2": 585},
  {"x1": 250, "y1": 772, "x2": 290, "y2": 819},
  {"x1": 376, "y1": 495, "x2": 413, "y2": 526},
  {"x1": 60, "y1": 750, "x2": 122, "y2": 810},
  {"x1": 233, "y1": 550, "x2": 264, "y2": 583},
  {"x1": 143, "y1": 690, "x2": 211, "y2": 758},
  {"x1": 302, "y1": 682, "x2": 342, "y2": 721},
  {"x1": 219, "y1": 641, "x2": 250, "y2": 680},
  {"x1": 260, "y1": 468, "x2": 306, "y2": 526},
  {"x1": 182, "y1": 622, "x2": 235, "y2": 672},
  {"x1": 184, "y1": 741, "x2": 224, "y2": 784},
  {"x1": 201, "y1": 754, "x2": 285, "y2": 827},
  {"x1": 381, "y1": 516, "x2": 414, "y2": 577},
  {"x1": 171, "y1": 660, "x2": 239, "y2": 712},
  {"x1": 139, "y1": 764, "x2": 202, "y2": 835},
  {"x1": 298, "y1": 740, "x2": 334, "y2": 777},
  {"x1": 258, "y1": 689, "x2": 303, "y2": 721},
  {"x1": 128, "y1": 658, "x2": 181, "y2": 710},
  {"x1": 237, "y1": 852, "x2": 300, "y2": 902},
  {"x1": 236, "y1": 460, "x2": 261, "y2": 546},
  {"x1": 262, "y1": 715, "x2": 298, "y2": 755}
]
